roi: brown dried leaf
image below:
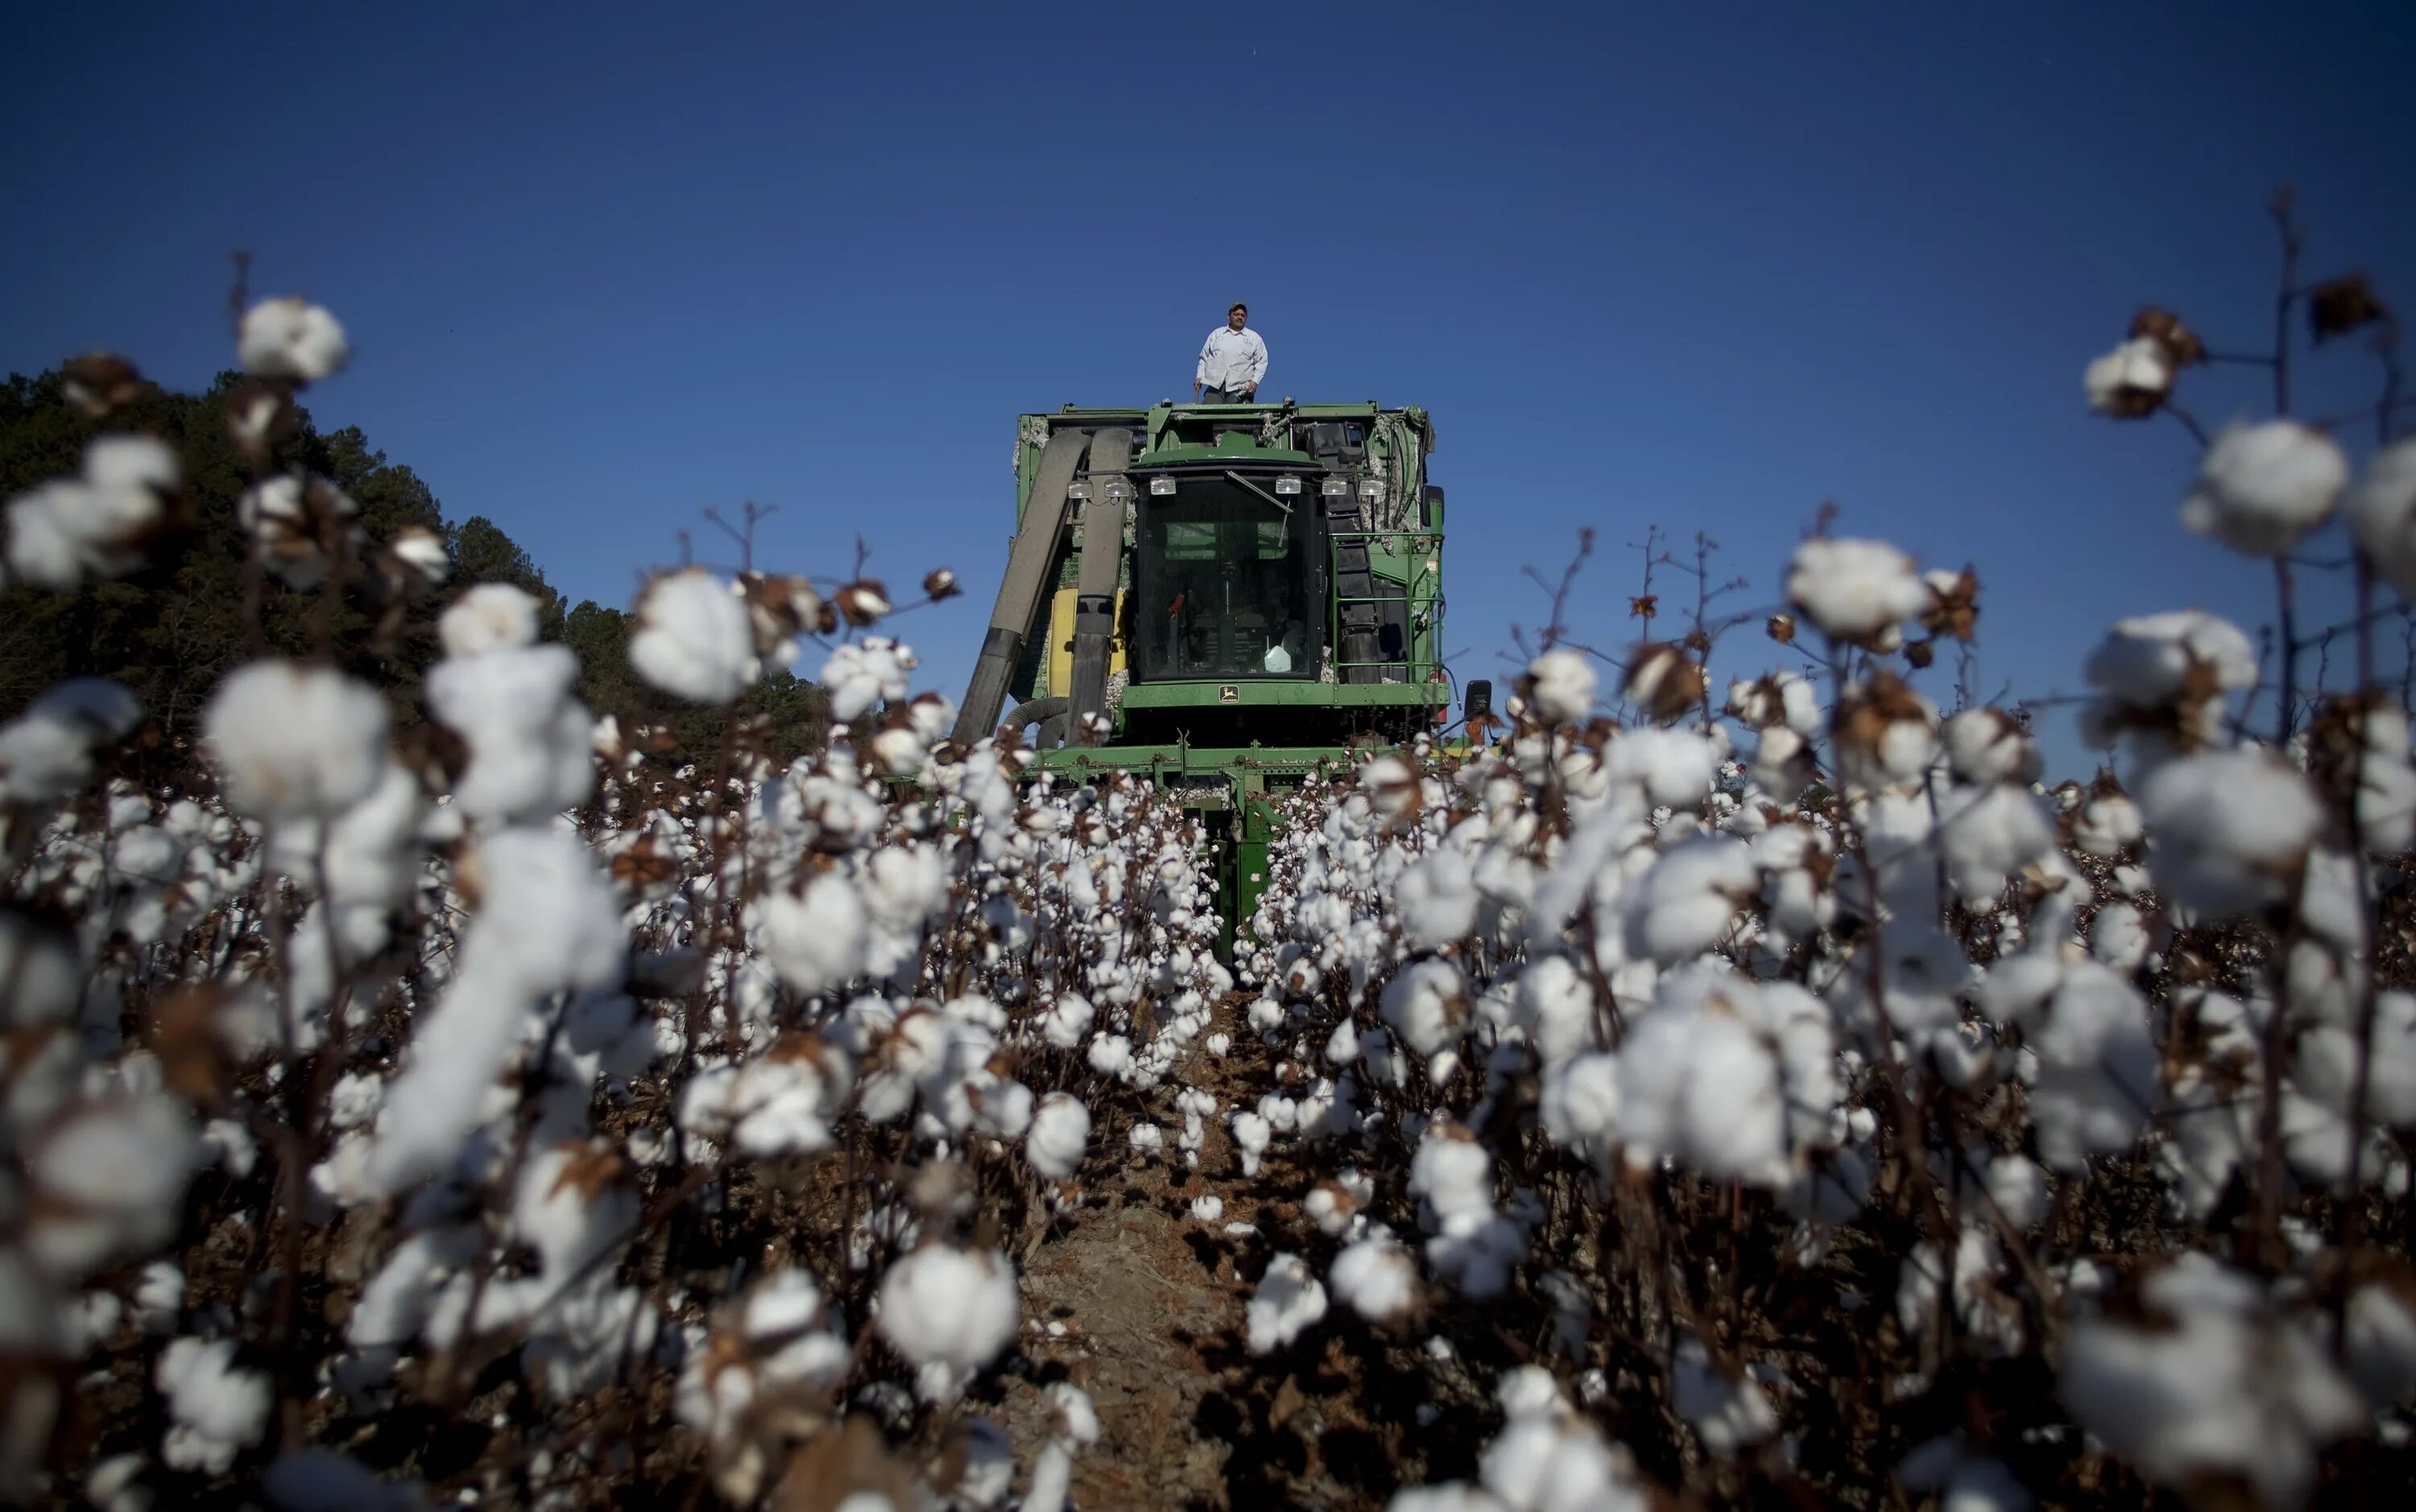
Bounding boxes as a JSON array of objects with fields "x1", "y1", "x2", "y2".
[
  {"x1": 2128, "y1": 307, "x2": 2207, "y2": 370},
  {"x1": 2309, "y1": 273, "x2": 2389, "y2": 345}
]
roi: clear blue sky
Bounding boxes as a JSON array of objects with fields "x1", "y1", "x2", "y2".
[{"x1": 6, "y1": 3, "x2": 2411, "y2": 772}]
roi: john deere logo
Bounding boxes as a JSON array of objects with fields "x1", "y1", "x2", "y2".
[{"x1": 1219, "y1": 685, "x2": 1239, "y2": 703}]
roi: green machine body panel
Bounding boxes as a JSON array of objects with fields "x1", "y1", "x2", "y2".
[{"x1": 965, "y1": 398, "x2": 1452, "y2": 952}]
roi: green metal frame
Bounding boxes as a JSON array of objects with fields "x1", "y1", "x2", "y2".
[
  {"x1": 1328, "y1": 525, "x2": 1446, "y2": 681},
  {"x1": 993, "y1": 399, "x2": 1448, "y2": 952}
]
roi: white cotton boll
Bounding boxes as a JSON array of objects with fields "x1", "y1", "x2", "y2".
[
  {"x1": 238, "y1": 297, "x2": 350, "y2": 382},
  {"x1": 2346, "y1": 1283, "x2": 2416, "y2": 1411},
  {"x1": 2089, "y1": 903, "x2": 2149, "y2": 973},
  {"x1": 437, "y1": 583, "x2": 540, "y2": 657},
  {"x1": 1189, "y1": 1196, "x2": 1224, "y2": 1224},
  {"x1": 27, "y1": 1095, "x2": 201, "y2": 1279},
  {"x1": 1086, "y1": 1032, "x2": 1131, "y2": 1077},
  {"x1": 1785, "y1": 537, "x2": 1930, "y2": 642},
  {"x1": 130, "y1": 1261, "x2": 186, "y2": 1335},
  {"x1": 2084, "y1": 610, "x2": 2260, "y2": 709},
  {"x1": 0, "y1": 678, "x2": 144, "y2": 808},
  {"x1": 204, "y1": 1117, "x2": 258, "y2": 1178},
  {"x1": 1539, "y1": 1053, "x2": 1621, "y2": 1158},
  {"x1": 2137, "y1": 752, "x2": 2325, "y2": 917},
  {"x1": 204, "y1": 662, "x2": 389, "y2": 824},
  {"x1": 760, "y1": 874, "x2": 869, "y2": 996},
  {"x1": 1330, "y1": 1233, "x2": 1418, "y2": 1324},
  {"x1": 2179, "y1": 420, "x2": 2347, "y2": 556},
  {"x1": 1246, "y1": 1253, "x2": 1329, "y2": 1354},
  {"x1": 1616, "y1": 992, "x2": 1786, "y2": 1186},
  {"x1": 2346, "y1": 436, "x2": 2416, "y2": 597},
  {"x1": 1128, "y1": 1122, "x2": 1165, "y2": 1152},
  {"x1": 2085, "y1": 336, "x2": 2173, "y2": 415},
  {"x1": 1673, "y1": 1335, "x2": 1778, "y2": 1457},
  {"x1": 969, "y1": 1076, "x2": 1032, "y2": 1140},
  {"x1": 1381, "y1": 958, "x2": 1470, "y2": 1059},
  {"x1": 327, "y1": 1072, "x2": 383, "y2": 1131},
  {"x1": 2027, "y1": 961, "x2": 2155, "y2": 1172},
  {"x1": 155, "y1": 1336, "x2": 271, "y2": 1476},
  {"x1": 714, "y1": 1042, "x2": 850, "y2": 1157},
  {"x1": 1026, "y1": 1384, "x2": 1103, "y2": 1512},
  {"x1": 2292, "y1": 992, "x2": 2416, "y2": 1127},
  {"x1": 1514, "y1": 954, "x2": 1602, "y2": 1069},
  {"x1": 367, "y1": 829, "x2": 620, "y2": 1194},
  {"x1": 821, "y1": 638, "x2": 919, "y2": 724},
  {"x1": 1024, "y1": 1093, "x2": 1090, "y2": 1179},
  {"x1": 2072, "y1": 793, "x2": 2142, "y2": 857},
  {"x1": 1388, "y1": 1485, "x2": 1509, "y2": 1512},
  {"x1": 1606, "y1": 727, "x2": 1719, "y2": 808},
  {"x1": 4, "y1": 480, "x2": 87, "y2": 587},
  {"x1": 238, "y1": 474, "x2": 362, "y2": 589},
  {"x1": 875, "y1": 1246, "x2": 1019, "y2": 1401},
  {"x1": 1934, "y1": 783, "x2": 2056, "y2": 902},
  {"x1": 2343, "y1": 703, "x2": 2416, "y2": 853},
  {"x1": 1625, "y1": 836, "x2": 1754, "y2": 964},
  {"x1": 1750, "y1": 725, "x2": 1814, "y2": 804},
  {"x1": 1231, "y1": 1110, "x2": 1272, "y2": 1177},
  {"x1": 1479, "y1": 1410, "x2": 1646, "y2": 1512},
  {"x1": 2060, "y1": 1256, "x2": 2362, "y2": 1511},
  {"x1": 2080, "y1": 611, "x2": 2257, "y2": 757},
  {"x1": 509, "y1": 1142, "x2": 635, "y2": 1289},
  {"x1": 1897, "y1": 1230, "x2": 2025, "y2": 1357},
  {"x1": 5, "y1": 436, "x2": 178, "y2": 588},
  {"x1": 1942, "y1": 709, "x2": 2037, "y2": 786},
  {"x1": 630, "y1": 570, "x2": 756, "y2": 704},
  {"x1": 1396, "y1": 848, "x2": 1478, "y2": 948},
  {"x1": 1524, "y1": 649, "x2": 1596, "y2": 726},
  {"x1": 1041, "y1": 992, "x2": 1094, "y2": 1050},
  {"x1": 1984, "y1": 1153, "x2": 2050, "y2": 1231},
  {"x1": 1409, "y1": 1126, "x2": 1495, "y2": 1225},
  {"x1": 365, "y1": 962, "x2": 524, "y2": 1196},
  {"x1": 428, "y1": 644, "x2": 594, "y2": 824},
  {"x1": 68, "y1": 1291, "x2": 123, "y2": 1355},
  {"x1": 463, "y1": 826, "x2": 623, "y2": 997},
  {"x1": 742, "y1": 1270, "x2": 850, "y2": 1390}
]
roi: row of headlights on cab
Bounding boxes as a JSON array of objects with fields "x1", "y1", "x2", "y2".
[{"x1": 1065, "y1": 476, "x2": 1383, "y2": 501}]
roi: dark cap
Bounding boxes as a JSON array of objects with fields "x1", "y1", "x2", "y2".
[{"x1": 1229, "y1": 302, "x2": 1247, "y2": 315}]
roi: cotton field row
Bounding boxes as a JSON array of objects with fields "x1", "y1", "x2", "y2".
[{"x1": 5, "y1": 266, "x2": 2416, "y2": 1510}]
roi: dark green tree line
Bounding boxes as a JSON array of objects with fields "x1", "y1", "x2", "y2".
[{"x1": 0, "y1": 368, "x2": 825, "y2": 762}]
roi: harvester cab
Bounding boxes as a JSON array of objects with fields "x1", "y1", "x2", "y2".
[{"x1": 954, "y1": 399, "x2": 1460, "y2": 948}]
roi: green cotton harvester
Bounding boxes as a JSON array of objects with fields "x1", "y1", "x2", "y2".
[{"x1": 953, "y1": 399, "x2": 1489, "y2": 948}]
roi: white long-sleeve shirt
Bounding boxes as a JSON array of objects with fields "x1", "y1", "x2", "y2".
[{"x1": 1196, "y1": 325, "x2": 1268, "y2": 394}]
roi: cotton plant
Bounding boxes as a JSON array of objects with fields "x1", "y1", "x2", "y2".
[{"x1": 12, "y1": 230, "x2": 2416, "y2": 1512}]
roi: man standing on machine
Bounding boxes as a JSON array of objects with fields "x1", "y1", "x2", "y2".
[{"x1": 1194, "y1": 302, "x2": 1267, "y2": 403}]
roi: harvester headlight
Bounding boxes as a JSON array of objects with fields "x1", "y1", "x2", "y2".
[
  {"x1": 1273, "y1": 475, "x2": 1302, "y2": 496},
  {"x1": 1321, "y1": 477, "x2": 1350, "y2": 497},
  {"x1": 1148, "y1": 476, "x2": 1177, "y2": 496},
  {"x1": 1067, "y1": 481, "x2": 1092, "y2": 502},
  {"x1": 1358, "y1": 480, "x2": 1384, "y2": 500},
  {"x1": 1104, "y1": 477, "x2": 1134, "y2": 502}
]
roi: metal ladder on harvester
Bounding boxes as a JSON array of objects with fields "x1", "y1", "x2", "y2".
[{"x1": 1325, "y1": 486, "x2": 1388, "y2": 684}]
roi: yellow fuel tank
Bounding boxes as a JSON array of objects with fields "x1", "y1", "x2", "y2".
[{"x1": 1046, "y1": 586, "x2": 1125, "y2": 696}]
